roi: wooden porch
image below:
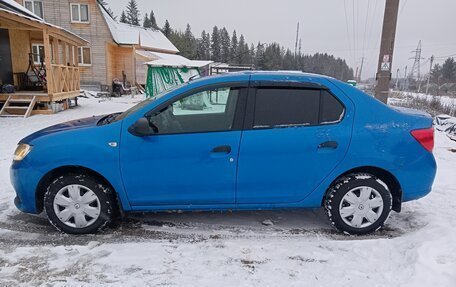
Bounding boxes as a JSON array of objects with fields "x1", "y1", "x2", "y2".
[{"x1": 0, "y1": 7, "x2": 87, "y2": 117}]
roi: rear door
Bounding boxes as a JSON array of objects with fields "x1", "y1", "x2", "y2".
[{"x1": 236, "y1": 80, "x2": 353, "y2": 204}]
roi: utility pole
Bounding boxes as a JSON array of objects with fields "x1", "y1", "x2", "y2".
[
  {"x1": 404, "y1": 65, "x2": 408, "y2": 92},
  {"x1": 374, "y1": 0, "x2": 400, "y2": 104},
  {"x1": 425, "y1": 55, "x2": 434, "y2": 95},
  {"x1": 358, "y1": 56, "x2": 365, "y2": 82},
  {"x1": 294, "y1": 22, "x2": 299, "y2": 56},
  {"x1": 395, "y1": 68, "x2": 400, "y2": 90}
]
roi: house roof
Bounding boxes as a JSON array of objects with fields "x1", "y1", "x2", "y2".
[
  {"x1": 137, "y1": 50, "x2": 212, "y2": 68},
  {"x1": 98, "y1": 4, "x2": 179, "y2": 53},
  {"x1": 0, "y1": 0, "x2": 88, "y2": 45}
]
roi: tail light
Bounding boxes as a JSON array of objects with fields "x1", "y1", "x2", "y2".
[{"x1": 411, "y1": 127, "x2": 434, "y2": 152}]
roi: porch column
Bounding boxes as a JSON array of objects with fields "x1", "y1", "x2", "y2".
[{"x1": 43, "y1": 29, "x2": 53, "y2": 94}]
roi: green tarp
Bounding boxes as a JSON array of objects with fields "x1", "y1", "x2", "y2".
[{"x1": 145, "y1": 66, "x2": 200, "y2": 98}]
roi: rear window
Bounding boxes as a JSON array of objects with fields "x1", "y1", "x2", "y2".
[
  {"x1": 253, "y1": 88, "x2": 344, "y2": 128},
  {"x1": 320, "y1": 90, "x2": 345, "y2": 123}
]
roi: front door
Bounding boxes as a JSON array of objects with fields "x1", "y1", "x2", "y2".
[
  {"x1": 120, "y1": 85, "x2": 247, "y2": 207},
  {"x1": 236, "y1": 84, "x2": 353, "y2": 204},
  {"x1": 0, "y1": 29, "x2": 13, "y2": 85}
]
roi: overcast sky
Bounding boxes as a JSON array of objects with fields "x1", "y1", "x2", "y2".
[{"x1": 109, "y1": 0, "x2": 456, "y2": 80}]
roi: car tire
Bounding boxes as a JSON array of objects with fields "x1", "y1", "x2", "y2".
[
  {"x1": 44, "y1": 173, "x2": 115, "y2": 234},
  {"x1": 325, "y1": 173, "x2": 392, "y2": 235}
]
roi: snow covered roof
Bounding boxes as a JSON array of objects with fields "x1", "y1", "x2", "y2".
[
  {"x1": 0, "y1": 0, "x2": 88, "y2": 44},
  {"x1": 98, "y1": 4, "x2": 178, "y2": 53},
  {"x1": 0, "y1": 0, "x2": 41, "y2": 19},
  {"x1": 138, "y1": 50, "x2": 212, "y2": 68}
]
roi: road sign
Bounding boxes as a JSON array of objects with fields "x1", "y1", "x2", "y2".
[{"x1": 381, "y1": 62, "x2": 391, "y2": 71}]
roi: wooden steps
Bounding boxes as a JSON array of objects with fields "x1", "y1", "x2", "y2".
[{"x1": 0, "y1": 95, "x2": 37, "y2": 118}]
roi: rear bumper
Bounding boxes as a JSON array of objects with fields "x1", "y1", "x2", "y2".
[
  {"x1": 10, "y1": 160, "x2": 44, "y2": 214},
  {"x1": 396, "y1": 151, "x2": 437, "y2": 203}
]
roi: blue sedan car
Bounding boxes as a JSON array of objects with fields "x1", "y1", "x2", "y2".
[{"x1": 10, "y1": 71, "x2": 436, "y2": 235}]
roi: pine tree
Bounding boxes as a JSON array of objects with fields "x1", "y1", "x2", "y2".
[
  {"x1": 182, "y1": 24, "x2": 197, "y2": 59},
  {"x1": 220, "y1": 27, "x2": 231, "y2": 63},
  {"x1": 196, "y1": 30, "x2": 211, "y2": 60},
  {"x1": 236, "y1": 34, "x2": 247, "y2": 64},
  {"x1": 143, "y1": 13, "x2": 151, "y2": 28},
  {"x1": 230, "y1": 30, "x2": 238, "y2": 63},
  {"x1": 162, "y1": 20, "x2": 172, "y2": 37},
  {"x1": 120, "y1": 11, "x2": 128, "y2": 24},
  {"x1": 255, "y1": 42, "x2": 266, "y2": 69},
  {"x1": 125, "y1": 0, "x2": 140, "y2": 26},
  {"x1": 211, "y1": 26, "x2": 221, "y2": 62},
  {"x1": 441, "y1": 58, "x2": 456, "y2": 82},
  {"x1": 149, "y1": 10, "x2": 159, "y2": 29}
]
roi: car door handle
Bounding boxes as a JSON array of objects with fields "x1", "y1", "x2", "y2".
[
  {"x1": 318, "y1": 141, "x2": 338, "y2": 149},
  {"x1": 211, "y1": 145, "x2": 232, "y2": 154}
]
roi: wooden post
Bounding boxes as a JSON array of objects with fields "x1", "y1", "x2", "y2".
[
  {"x1": 43, "y1": 29, "x2": 53, "y2": 95},
  {"x1": 62, "y1": 41, "x2": 67, "y2": 65},
  {"x1": 52, "y1": 38, "x2": 59, "y2": 64},
  {"x1": 374, "y1": 0, "x2": 400, "y2": 104}
]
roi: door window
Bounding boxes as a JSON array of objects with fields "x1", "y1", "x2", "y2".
[
  {"x1": 253, "y1": 88, "x2": 344, "y2": 128},
  {"x1": 147, "y1": 87, "x2": 240, "y2": 134}
]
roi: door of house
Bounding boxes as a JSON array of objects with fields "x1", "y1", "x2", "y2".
[{"x1": 0, "y1": 29, "x2": 13, "y2": 86}]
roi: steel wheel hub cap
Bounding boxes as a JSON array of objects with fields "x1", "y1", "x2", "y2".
[
  {"x1": 53, "y1": 184, "x2": 101, "y2": 228},
  {"x1": 339, "y1": 186, "x2": 384, "y2": 228}
]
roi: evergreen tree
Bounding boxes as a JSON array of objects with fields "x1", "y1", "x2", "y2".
[
  {"x1": 230, "y1": 30, "x2": 238, "y2": 63},
  {"x1": 220, "y1": 27, "x2": 231, "y2": 63},
  {"x1": 441, "y1": 58, "x2": 456, "y2": 82},
  {"x1": 236, "y1": 34, "x2": 248, "y2": 64},
  {"x1": 143, "y1": 13, "x2": 151, "y2": 28},
  {"x1": 149, "y1": 10, "x2": 159, "y2": 29},
  {"x1": 196, "y1": 30, "x2": 211, "y2": 60},
  {"x1": 181, "y1": 24, "x2": 197, "y2": 59},
  {"x1": 162, "y1": 20, "x2": 172, "y2": 37},
  {"x1": 255, "y1": 42, "x2": 266, "y2": 69},
  {"x1": 120, "y1": 10, "x2": 128, "y2": 24},
  {"x1": 211, "y1": 26, "x2": 221, "y2": 62},
  {"x1": 125, "y1": 0, "x2": 140, "y2": 26}
]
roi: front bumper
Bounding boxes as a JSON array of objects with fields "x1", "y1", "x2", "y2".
[{"x1": 10, "y1": 160, "x2": 44, "y2": 214}]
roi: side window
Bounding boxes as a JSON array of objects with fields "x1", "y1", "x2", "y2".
[
  {"x1": 253, "y1": 88, "x2": 345, "y2": 128},
  {"x1": 254, "y1": 88, "x2": 320, "y2": 128},
  {"x1": 320, "y1": 90, "x2": 344, "y2": 123},
  {"x1": 148, "y1": 87, "x2": 240, "y2": 134}
]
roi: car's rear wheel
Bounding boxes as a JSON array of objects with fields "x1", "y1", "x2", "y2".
[
  {"x1": 325, "y1": 173, "x2": 392, "y2": 235},
  {"x1": 44, "y1": 173, "x2": 114, "y2": 234}
]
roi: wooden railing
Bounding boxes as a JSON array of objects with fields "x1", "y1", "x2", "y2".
[{"x1": 49, "y1": 64, "x2": 80, "y2": 95}]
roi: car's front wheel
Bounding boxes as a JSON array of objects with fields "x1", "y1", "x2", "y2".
[
  {"x1": 44, "y1": 173, "x2": 114, "y2": 234},
  {"x1": 325, "y1": 173, "x2": 392, "y2": 235}
]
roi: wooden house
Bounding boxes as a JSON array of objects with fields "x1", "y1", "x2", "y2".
[
  {"x1": 0, "y1": 0, "x2": 88, "y2": 117},
  {"x1": 12, "y1": 0, "x2": 179, "y2": 89}
]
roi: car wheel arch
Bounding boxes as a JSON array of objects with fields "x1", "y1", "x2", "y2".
[
  {"x1": 35, "y1": 165, "x2": 120, "y2": 214},
  {"x1": 324, "y1": 166, "x2": 402, "y2": 212}
]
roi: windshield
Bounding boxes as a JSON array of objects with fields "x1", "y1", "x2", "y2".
[{"x1": 114, "y1": 84, "x2": 185, "y2": 121}]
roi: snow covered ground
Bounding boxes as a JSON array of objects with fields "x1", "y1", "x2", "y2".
[{"x1": 0, "y1": 96, "x2": 456, "y2": 286}]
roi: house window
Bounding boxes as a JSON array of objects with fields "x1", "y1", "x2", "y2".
[
  {"x1": 77, "y1": 47, "x2": 92, "y2": 65},
  {"x1": 70, "y1": 3, "x2": 89, "y2": 23},
  {"x1": 24, "y1": 0, "x2": 43, "y2": 18},
  {"x1": 31, "y1": 43, "x2": 45, "y2": 64}
]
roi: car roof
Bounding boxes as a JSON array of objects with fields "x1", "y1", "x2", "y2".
[{"x1": 207, "y1": 70, "x2": 333, "y2": 80}]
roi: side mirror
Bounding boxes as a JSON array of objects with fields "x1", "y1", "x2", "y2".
[{"x1": 128, "y1": 117, "x2": 157, "y2": 137}]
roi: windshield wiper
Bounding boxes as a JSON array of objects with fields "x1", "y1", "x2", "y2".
[{"x1": 98, "y1": 112, "x2": 121, "y2": 125}]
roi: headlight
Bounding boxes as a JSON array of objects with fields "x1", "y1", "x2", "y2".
[{"x1": 13, "y1": 144, "x2": 32, "y2": 161}]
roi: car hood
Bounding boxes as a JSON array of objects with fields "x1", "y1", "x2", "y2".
[{"x1": 20, "y1": 115, "x2": 104, "y2": 144}]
